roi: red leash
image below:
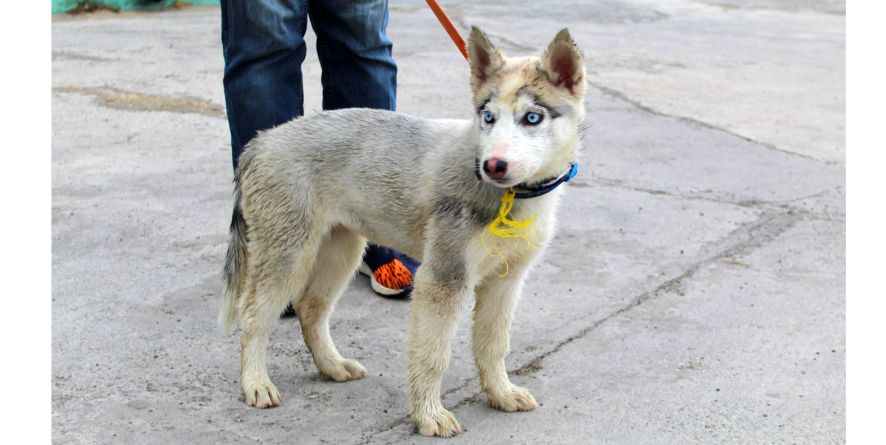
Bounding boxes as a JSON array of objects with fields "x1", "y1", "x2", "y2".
[{"x1": 425, "y1": 0, "x2": 468, "y2": 61}]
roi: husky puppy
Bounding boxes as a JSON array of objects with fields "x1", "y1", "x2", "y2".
[{"x1": 220, "y1": 27, "x2": 586, "y2": 437}]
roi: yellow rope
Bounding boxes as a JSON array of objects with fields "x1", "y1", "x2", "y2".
[{"x1": 484, "y1": 189, "x2": 536, "y2": 276}]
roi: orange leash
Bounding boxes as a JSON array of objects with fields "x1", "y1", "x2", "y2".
[{"x1": 425, "y1": 0, "x2": 468, "y2": 60}]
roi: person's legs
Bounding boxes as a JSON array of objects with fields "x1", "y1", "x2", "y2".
[
  {"x1": 309, "y1": 0, "x2": 418, "y2": 298},
  {"x1": 221, "y1": 0, "x2": 308, "y2": 169},
  {"x1": 308, "y1": 0, "x2": 397, "y2": 111}
]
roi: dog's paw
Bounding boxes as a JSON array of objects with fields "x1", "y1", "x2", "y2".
[
  {"x1": 319, "y1": 358, "x2": 367, "y2": 382},
  {"x1": 242, "y1": 379, "x2": 281, "y2": 409},
  {"x1": 487, "y1": 385, "x2": 538, "y2": 412},
  {"x1": 412, "y1": 408, "x2": 462, "y2": 438}
]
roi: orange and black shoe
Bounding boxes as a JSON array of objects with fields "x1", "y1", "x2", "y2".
[{"x1": 358, "y1": 244, "x2": 420, "y2": 299}]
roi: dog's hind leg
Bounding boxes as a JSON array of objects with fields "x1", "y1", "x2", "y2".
[
  {"x1": 238, "y1": 278, "x2": 288, "y2": 408},
  {"x1": 238, "y1": 228, "x2": 322, "y2": 408},
  {"x1": 294, "y1": 225, "x2": 368, "y2": 382}
]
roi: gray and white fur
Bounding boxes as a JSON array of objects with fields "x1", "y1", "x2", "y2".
[{"x1": 220, "y1": 27, "x2": 587, "y2": 438}]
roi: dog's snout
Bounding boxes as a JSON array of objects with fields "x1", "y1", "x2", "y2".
[{"x1": 482, "y1": 158, "x2": 508, "y2": 179}]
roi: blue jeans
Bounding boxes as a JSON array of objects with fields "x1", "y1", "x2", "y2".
[{"x1": 221, "y1": 0, "x2": 397, "y2": 168}]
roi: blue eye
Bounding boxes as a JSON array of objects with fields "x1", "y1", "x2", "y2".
[
  {"x1": 483, "y1": 111, "x2": 495, "y2": 124},
  {"x1": 524, "y1": 112, "x2": 543, "y2": 125}
]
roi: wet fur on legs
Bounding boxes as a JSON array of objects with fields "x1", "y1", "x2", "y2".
[{"x1": 219, "y1": 27, "x2": 586, "y2": 437}]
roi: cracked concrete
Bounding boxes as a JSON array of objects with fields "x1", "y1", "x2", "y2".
[
  {"x1": 453, "y1": 0, "x2": 845, "y2": 162},
  {"x1": 52, "y1": 2, "x2": 844, "y2": 444},
  {"x1": 360, "y1": 208, "x2": 814, "y2": 444},
  {"x1": 588, "y1": 83, "x2": 824, "y2": 163}
]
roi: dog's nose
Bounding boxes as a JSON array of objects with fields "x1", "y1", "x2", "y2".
[{"x1": 483, "y1": 158, "x2": 508, "y2": 179}]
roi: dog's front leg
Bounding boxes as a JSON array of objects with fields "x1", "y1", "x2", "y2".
[
  {"x1": 407, "y1": 262, "x2": 471, "y2": 437},
  {"x1": 472, "y1": 260, "x2": 538, "y2": 412}
]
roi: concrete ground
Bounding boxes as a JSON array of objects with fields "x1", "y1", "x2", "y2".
[{"x1": 52, "y1": 1, "x2": 845, "y2": 443}]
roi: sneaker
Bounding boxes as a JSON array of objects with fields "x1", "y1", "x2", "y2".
[{"x1": 359, "y1": 244, "x2": 420, "y2": 299}]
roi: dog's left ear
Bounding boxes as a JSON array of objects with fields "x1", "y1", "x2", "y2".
[{"x1": 542, "y1": 29, "x2": 586, "y2": 98}]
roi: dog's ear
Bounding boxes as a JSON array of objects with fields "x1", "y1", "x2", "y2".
[
  {"x1": 541, "y1": 29, "x2": 586, "y2": 98},
  {"x1": 468, "y1": 27, "x2": 505, "y2": 95}
]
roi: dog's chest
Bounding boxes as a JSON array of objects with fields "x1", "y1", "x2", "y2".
[{"x1": 468, "y1": 197, "x2": 558, "y2": 277}]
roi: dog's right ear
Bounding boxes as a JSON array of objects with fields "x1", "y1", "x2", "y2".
[{"x1": 468, "y1": 27, "x2": 505, "y2": 95}]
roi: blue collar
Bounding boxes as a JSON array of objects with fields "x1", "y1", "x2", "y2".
[{"x1": 512, "y1": 162, "x2": 578, "y2": 199}]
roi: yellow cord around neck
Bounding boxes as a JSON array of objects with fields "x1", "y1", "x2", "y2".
[
  {"x1": 483, "y1": 189, "x2": 537, "y2": 277},
  {"x1": 487, "y1": 189, "x2": 536, "y2": 243}
]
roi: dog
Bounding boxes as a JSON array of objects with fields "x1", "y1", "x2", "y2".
[{"x1": 219, "y1": 27, "x2": 586, "y2": 437}]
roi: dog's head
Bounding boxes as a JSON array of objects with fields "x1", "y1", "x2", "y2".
[{"x1": 469, "y1": 27, "x2": 586, "y2": 188}]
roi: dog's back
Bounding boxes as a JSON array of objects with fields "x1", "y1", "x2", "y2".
[
  {"x1": 221, "y1": 27, "x2": 587, "y2": 436},
  {"x1": 236, "y1": 108, "x2": 475, "y2": 256}
]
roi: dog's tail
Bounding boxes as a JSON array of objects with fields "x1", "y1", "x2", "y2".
[{"x1": 219, "y1": 164, "x2": 249, "y2": 335}]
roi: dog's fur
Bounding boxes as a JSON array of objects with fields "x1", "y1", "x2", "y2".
[{"x1": 220, "y1": 27, "x2": 586, "y2": 437}]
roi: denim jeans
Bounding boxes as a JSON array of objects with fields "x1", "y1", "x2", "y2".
[{"x1": 221, "y1": 0, "x2": 397, "y2": 169}]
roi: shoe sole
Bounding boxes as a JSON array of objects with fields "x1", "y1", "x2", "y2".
[{"x1": 359, "y1": 262, "x2": 409, "y2": 297}]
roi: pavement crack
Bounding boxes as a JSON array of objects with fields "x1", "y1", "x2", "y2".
[
  {"x1": 446, "y1": 6, "x2": 536, "y2": 53},
  {"x1": 584, "y1": 176, "x2": 757, "y2": 208},
  {"x1": 52, "y1": 51, "x2": 116, "y2": 62},
  {"x1": 514, "y1": 209, "x2": 800, "y2": 377},
  {"x1": 357, "y1": 415, "x2": 410, "y2": 445},
  {"x1": 588, "y1": 81, "x2": 824, "y2": 163},
  {"x1": 53, "y1": 85, "x2": 226, "y2": 118},
  {"x1": 582, "y1": 176, "x2": 844, "y2": 218},
  {"x1": 360, "y1": 209, "x2": 802, "y2": 444},
  {"x1": 484, "y1": 31, "x2": 536, "y2": 53}
]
